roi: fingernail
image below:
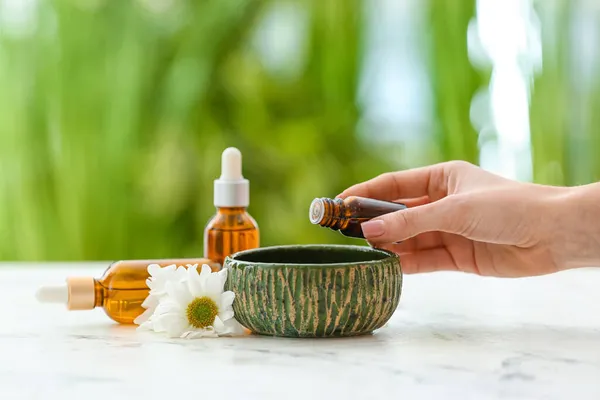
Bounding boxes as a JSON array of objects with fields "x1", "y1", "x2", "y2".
[{"x1": 361, "y1": 220, "x2": 385, "y2": 238}]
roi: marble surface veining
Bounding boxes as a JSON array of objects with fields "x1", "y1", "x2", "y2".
[{"x1": 1, "y1": 263, "x2": 599, "y2": 400}]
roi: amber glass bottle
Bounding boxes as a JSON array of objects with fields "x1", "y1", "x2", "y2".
[
  {"x1": 309, "y1": 196, "x2": 406, "y2": 238},
  {"x1": 204, "y1": 147, "x2": 259, "y2": 265},
  {"x1": 35, "y1": 258, "x2": 219, "y2": 324},
  {"x1": 204, "y1": 207, "x2": 259, "y2": 266}
]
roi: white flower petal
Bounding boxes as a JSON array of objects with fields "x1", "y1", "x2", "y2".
[
  {"x1": 219, "y1": 291, "x2": 235, "y2": 309},
  {"x1": 155, "y1": 264, "x2": 176, "y2": 281},
  {"x1": 163, "y1": 264, "x2": 177, "y2": 272},
  {"x1": 205, "y1": 269, "x2": 227, "y2": 300},
  {"x1": 153, "y1": 312, "x2": 186, "y2": 335},
  {"x1": 199, "y1": 264, "x2": 212, "y2": 284},
  {"x1": 218, "y1": 309, "x2": 235, "y2": 322},
  {"x1": 217, "y1": 267, "x2": 228, "y2": 283},
  {"x1": 147, "y1": 263, "x2": 163, "y2": 277},
  {"x1": 223, "y1": 318, "x2": 247, "y2": 336},
  {"x1": 137, "y1": 319, "x2": 154, "y2": 331},
  {"x1": 213, "y1": 316, "x2": 226, "y2": 334},
  {"x1": 187, "y1": 266, "x2": 204, "y2": 298},
  {"x1": 133, "y1": 307, "x2": 155, "y2": 325},
  {"x1": 147, "y1": 265, "x2": 184, "y2": 296},
  {"x1": 151, "y1": 313, "x2": 173, "y2": 333},
  {"x1": 188, "y1": 264, "x2": 199, "y2": 278},
  {"x1": 153, "y1": 299, "x2": 181, "y2": 316},
  {"x1": 164, "y1": 317, "x2": 188, "y2": 338},
  {"x1": 183, "y1": 328, "x2": 219, "y2": 339},
  {"x1": 141, "y1": 293, "x2": 159, "y2": 309},
  {"x1": 165, "y1": 280, "x2": 193, "y2": 307},
  {"x1": 174, "y1": 265, "x2": 188, "y2": 281}
]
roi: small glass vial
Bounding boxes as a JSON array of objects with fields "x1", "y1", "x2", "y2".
[
  {"x1": 204, "y1": 147, "x2": 259, "y2": 266},
  {"x1": 309, "y1": 196, "x2": 406, "y2": 238},
  {"x1": 35, "y1": 258, "x2": 219, "y2": 324}
]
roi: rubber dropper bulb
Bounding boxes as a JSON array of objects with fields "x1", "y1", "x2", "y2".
[
  {"x1": 213, "y1": 147, "x2": 249, "y2": 207},
  {"x1": 220, "y1": 147, "x2": 243, "y2": 180},
  {"x1": 36, "y1": 284, "x2": 68, "y2": 304}
]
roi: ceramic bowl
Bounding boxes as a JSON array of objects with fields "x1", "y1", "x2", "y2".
[{"x1": 224, "y1": 244, "x2": 402, "y2": 338}]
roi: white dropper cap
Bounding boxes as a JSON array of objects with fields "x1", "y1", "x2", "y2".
[
  {"x1": 35, "y1": 277, "x2": 96, "y2": 310},
  {"x1": 36, "y1": 284, "x2": 68, "y2": 304},
  {"x1": 214, "y1": 147, "x2": 249, "y2": 207}
]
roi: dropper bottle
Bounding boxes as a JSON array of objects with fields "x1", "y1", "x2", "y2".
[
  {"x1": 35, "y1": 258, "x2": 219, "y2": 324},
  {"x1": 203, "y1": 147, "x2": 259, "y2": 266},
  {"x1": 309, "y1": 196, "x2": 406, "y2": 238}
]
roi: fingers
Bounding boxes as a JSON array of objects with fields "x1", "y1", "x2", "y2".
[
  {"x1": 361, "y1": 198, "x2": 457, "y2": 244},
  {"x1": 337, "y1": 164, "x2": 447, "y2": 202},
  {"x1": 377, "y1": 231, "x2": 442, "y2": 254},
  {"x1": 393, "y1": 196, "x2": 431, "y2": 208},
  {"x1": 399, "y1": 248, "x2": 459, "y2": 274}
]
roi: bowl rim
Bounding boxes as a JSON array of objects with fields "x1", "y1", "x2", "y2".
[{"x1": 225, "y1": 244, "x2": 398, "y2": 267}]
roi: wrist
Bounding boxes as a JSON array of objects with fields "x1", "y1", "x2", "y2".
[{"x1": 550, "y1": 183, "x2": 600, "y2": 270}]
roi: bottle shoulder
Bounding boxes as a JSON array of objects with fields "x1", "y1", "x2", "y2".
[
  {"x1": 99, "y1": 261, "x2": 149, "y2": 290},
  {"x1": 205, "y1": 208, "x2": 259, "y2": 231}
]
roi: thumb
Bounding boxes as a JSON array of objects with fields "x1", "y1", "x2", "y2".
[{"x1": 360, "y1": 197, "x2": 458, "y2": 243}]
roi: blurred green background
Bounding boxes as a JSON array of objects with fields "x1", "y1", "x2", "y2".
[{"x1": 0, "y1": 0, "x2": 598, "y2": 261}]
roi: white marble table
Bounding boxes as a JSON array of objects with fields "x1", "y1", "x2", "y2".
[{"x1": 1, "y1": 263, "x2": 600, "y2": 400}]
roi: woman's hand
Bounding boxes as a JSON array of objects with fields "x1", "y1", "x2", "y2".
[{"x1": 338, "y1": 161, "x2": 598, "y2": 277}]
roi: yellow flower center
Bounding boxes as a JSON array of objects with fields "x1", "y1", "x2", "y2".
[{"x1": 186, "y1": 296, "x2": 219, "y2": 329}]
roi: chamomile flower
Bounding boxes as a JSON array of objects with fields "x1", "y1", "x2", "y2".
[
  {"x1": 137, "y1": 264, "x2": 244, "y2": 338},
  {"x1": 133, "y1": 263, "x2": 188, "y2": 326}
]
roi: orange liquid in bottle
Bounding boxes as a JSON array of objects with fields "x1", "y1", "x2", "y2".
[{"x1": 204, "y1": 207, "x2": 260, "y2": 267}]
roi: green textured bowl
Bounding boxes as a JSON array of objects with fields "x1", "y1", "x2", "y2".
[{"x1": 224, "y1": 244, "x2": 402, "y2": 338}]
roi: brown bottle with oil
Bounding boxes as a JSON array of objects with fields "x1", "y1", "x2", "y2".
[
  {"x1": 309, "y1": 196, "x2": 406, "y2": 238},
  {"x1": 204, "y1": 147, "x2": 259, "y2": 266},
  {"x1": 35, "y1": 258, "x2": 219, "y2": 324}
]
